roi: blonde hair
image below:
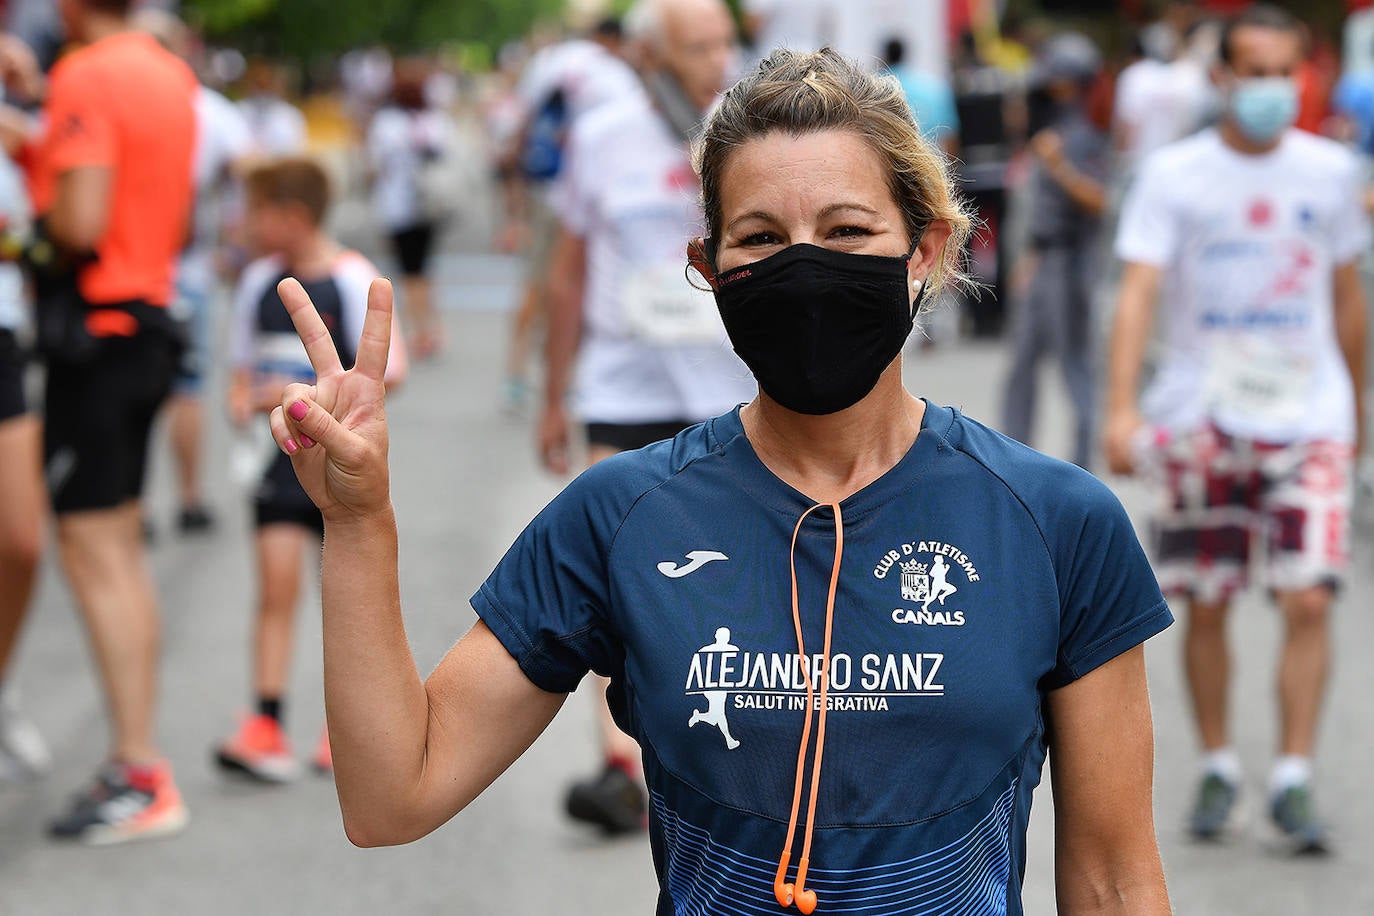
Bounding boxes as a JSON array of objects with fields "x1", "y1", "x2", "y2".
[{"x1": 695, "y1": 49, "x2": 973, "y2": 301}]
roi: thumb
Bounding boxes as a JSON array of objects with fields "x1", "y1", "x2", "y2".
[{"x1": 285, "y1": 395, "x2": 357, "y2": 457}]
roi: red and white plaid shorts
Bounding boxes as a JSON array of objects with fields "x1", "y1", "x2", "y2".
[{"x1": 1137, "y1": 424, "x2": 1352, "y2": 602}]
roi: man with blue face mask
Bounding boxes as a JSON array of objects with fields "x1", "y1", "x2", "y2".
[{"x1": 1106, "y1": 4, "x2": 1369, "y2": 855}]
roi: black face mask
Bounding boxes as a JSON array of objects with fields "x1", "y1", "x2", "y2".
[{"x1": 710, "y1": 242, "x2": 921, "y2": 415}]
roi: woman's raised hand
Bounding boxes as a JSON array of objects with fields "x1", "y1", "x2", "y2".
[{"x1": 269, "y1": 277, "x2": 394, "y2": 521}]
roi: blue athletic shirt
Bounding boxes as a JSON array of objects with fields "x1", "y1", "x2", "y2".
[{"x1": 473, "y1": 403, "x2": 1172, "y2": 915}]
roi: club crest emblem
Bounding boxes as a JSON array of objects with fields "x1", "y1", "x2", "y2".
[
  {"x1": 874, "y1": 540, "x2": 978, "y2": 627},
  {"x1": 900, "y1": 560, "x2": 930, "y2": 603}
]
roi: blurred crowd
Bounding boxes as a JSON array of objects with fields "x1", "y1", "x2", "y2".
[{"x1": 1, "y1": 0, "x2": 1373, "y2": 881}]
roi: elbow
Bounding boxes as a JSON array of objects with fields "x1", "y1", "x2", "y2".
[
  {"x1": 341, "y1": 811, "x2": 425, "y2": 849},
  {"x1": 343, "y1": 819, "x2": 404, "y2": 849},
  {"x1": 342, "y1": 818, "x2": 389, "y2": 849},
  {"x1": 339, "y1": 795, "x2": 451, "y2": 849}
]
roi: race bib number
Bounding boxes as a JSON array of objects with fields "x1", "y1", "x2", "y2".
[
  {"x1": 1204, "y1": 340, "x2": 1314, "y2": 426},
  {"x1": 620, "y1": 262, "x2": 724, "y2": 346}
]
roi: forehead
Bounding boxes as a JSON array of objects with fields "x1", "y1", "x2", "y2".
[
  {"x1": 718, "y1": 130, "x2": 894, "y2": 218},
  {"x1": 663, "y1": 0, "x2": 731, "y2": 40},
  {"x1": 1227, "y1": 24, "x2": 1302, "y2": 69}
]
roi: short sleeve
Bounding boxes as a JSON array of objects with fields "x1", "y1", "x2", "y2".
[
  {"x1": 547, "y1": 117, "x2": 597, "y2": 235},
  {"x1": 214, "y1": 94, "x2": 253, "y2": 165},
  {"x1": 1114, "y1": 153, "x2": 1178, "y2": 266},
  {"x1": 516, "y1": 47, "x2": 560, "y2": 111},
  {"x1": 228, "y1": 258, "x2": 278, "y2": 369},
  {"x1": 1330, "y1": 154, "x2": 1371, "y2": 265},
  {"x1": 1044, "y1": 478, "x2": 1172, "y2": 689},
  {"x1": 471, "y1": 467, "x2": 629, "y2": 693},
  {"x1": 1112, "y1": 67, "x2": 1146, "y2": 130},
  {"x1": 43, "y1": 62, "x2": 116, "y2": 174}
]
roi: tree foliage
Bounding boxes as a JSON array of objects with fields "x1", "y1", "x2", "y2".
[{"x1": 182, "y1": 0, "x2": 568, "y2": 60}]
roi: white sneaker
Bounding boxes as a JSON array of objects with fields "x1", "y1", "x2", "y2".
[{"x1": 0, "y1": 689, "x2": 51, "y2": 782}]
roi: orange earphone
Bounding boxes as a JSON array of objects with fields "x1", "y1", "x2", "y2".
[{"x1": 774, "y1": 502, "x2": 844, "y2": 915}]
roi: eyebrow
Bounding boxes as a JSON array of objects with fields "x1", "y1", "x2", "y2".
[
  {"x1": 725, "y1": 210, "x2": 775, "y2": 234},
  {"x1": 818, "y1": 202, "x2": 882, "y2": 219},
  {"x1": 724, "y1": 202, "x2": 883, "y2": 234}
]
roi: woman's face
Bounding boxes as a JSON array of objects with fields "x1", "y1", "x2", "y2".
[{"x1": 715, "y1": 129, "x2": 939, "y2": 288}]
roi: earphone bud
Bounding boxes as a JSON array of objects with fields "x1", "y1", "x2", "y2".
[
  {"x1": 775, "y1": 861, "x2": 795, "y2": 907},
  {"x1": 776, "y1": 859, "x2": 818, "y2": 913}
]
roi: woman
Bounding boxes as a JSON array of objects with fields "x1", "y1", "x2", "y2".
[
  {"x1": 271, "y1": 50, "x2": 1172, "y2": 914},
  {"x1": 366, "y1": 59, "x2": 454, "y2": 360}
]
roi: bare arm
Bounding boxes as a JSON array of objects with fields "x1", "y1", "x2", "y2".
[
  {"x1": 538, "y1": 226, "x2": 587, "y2": 474},
  {"x1": 267, "y1": 278, "x2": 567, "y2": 847},
  {"x1": 47, "y1": 166, "x2": 110, "y2": 252},
  {"x1": 0, "y1": 103, "x2": 32, "y2": 158},
  {"x1": 1048, "y1": 646, "x2": 1170, "y2": 914},
  {"x1": 1103, "y1": 261, "x2": 1162, "y2": 475},
  {"x1": 1044, "y1": 158, "x2": 1107, "y2": 217},
  {"x1": 322, "y1": 514, "x2": 565, "y2": 847},
  {"x1": 1332, "y1": 259, "x2": 1368, "y2": 454},
  {"x1": 1031, "y1": 130, "x2": 1106, "y2": 217}
]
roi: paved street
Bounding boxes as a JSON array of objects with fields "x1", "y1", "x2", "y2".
[{"x1": 4, "y1": 243, "x2": 1374, "y2": 912}]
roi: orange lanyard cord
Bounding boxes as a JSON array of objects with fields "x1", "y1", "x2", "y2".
[
  {"x1": 793, "y1": 503, "x2": 842, "y2": 915},
  {"x1": 776, "y1": 503, "x2": 824, "y2": 908},
  {"x1": 775, "y1": 502, "x2": 843, "y2": 915}
]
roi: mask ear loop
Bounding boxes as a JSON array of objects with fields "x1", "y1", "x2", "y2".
[
  {"x1": 686, "y1": 237, "x2": 720, "y2": 292},
  {"x1": 906, "y1": 222, "x2": 930, "y2": 318},
  {"x1": 685, "y1": 264, "x2": 715, "y2": 293}
]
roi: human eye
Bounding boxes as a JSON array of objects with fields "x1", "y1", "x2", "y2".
[
  {"x1": 829, "y1": 225, "x2": 873, "y2": 239},
  {"x1": 740, "y1": 231, "x2": 781, "y2": 246}
]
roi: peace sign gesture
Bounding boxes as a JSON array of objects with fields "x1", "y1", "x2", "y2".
[{"x1": 269, "y1": 277, "x2": 396, "y2": 521}]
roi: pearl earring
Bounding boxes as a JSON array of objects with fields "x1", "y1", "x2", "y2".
[{"x1": 911, "y1": 278, "x2": 923, "y2": 294}]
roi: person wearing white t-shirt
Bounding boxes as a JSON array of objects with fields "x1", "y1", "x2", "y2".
[
  {"x1": 367, "y1": 60, "x2": 458, "y2": 361},
  {"x1": 238, "y1": 59, "x2": 308, "y2": 157},
  {"x1": 1106, "y1": 5, "x2": 1369, "y2": 855},
  {"x1": 501, "y1": 24, "x2": 641, "y2": 406},
  {"x1": 499, "y1": 23, "x2": 640, "y2": 411},
  {"x1": 539, "y1": 0, "x2": 754, "y2": 836}
]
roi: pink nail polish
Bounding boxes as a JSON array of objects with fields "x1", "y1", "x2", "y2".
[
  {"x1": 285, "y1": 439, "x2": 300, "y2": 454},
  {"x1": 289, "y1": 400, "x2": 308, "y2": 421},
  {"x1": 299, "y1": 434, "x2": 315, "y2": 449}
]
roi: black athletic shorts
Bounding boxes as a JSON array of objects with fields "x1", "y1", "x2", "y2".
[
  {"x1": 389, "y1": 222, "x2": 437, "y2": 277},
  {"x1": 253, "y1": 450, "x2": 324, "y2": 536},
  {"x1": 585, "y1": 419, "x2": 694, "y2": 453},
  {"x1": 0, "y1": 330, "x2": 26, "y2": 424},
  {"x1": 44, "y1": 328, "x2": 178, "y2": 514}
]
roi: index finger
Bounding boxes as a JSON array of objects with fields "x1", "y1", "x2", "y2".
[
  {"x1": 279, "y1": 277, "x2": 344, "y2": 378},
  {"x1": 353, "y1": 277, "x2": 394, "y2": 381}
]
